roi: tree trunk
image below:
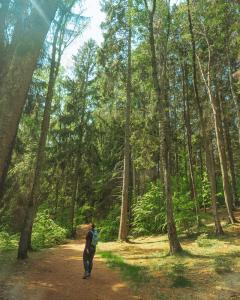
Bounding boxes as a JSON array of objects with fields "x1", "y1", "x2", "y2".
[
  {"x1": 220, "y1": 100, "x2": 238, "y2": 207},
  {"x1": 54, "y1": 178, "x2": 60, "y2": 216},
  {"x1": 187, "y1": 0, "x2": 223, "y2": 235},
  {"x1": 0, "y1": 0, "x2": 10, "y2": 70},
  {"x1": 227, "y1": 48, "x2": 240, "y2": 153},
  {"x1": 197, "y1": 52, "x2": 235, "y2": 224},
  {"x1": 119, "y1": 0, "x2": 132, "y2": 241},
  {"x1": 182, "y1": 64, "x2": 199, "y2": 226},
  {"x1": 18, "y1": 21, "x2": 61, "y2": 259},
  {"x1": 144, "y1": 0, "x2": 182, "y2": 254},
  {"x1": 213, "y1": 93, "x2": 235, "y2": 222},
  {"x1": 70, "y1": 173, "x2": 79, "y2": 238},
  {"x1": 0, "y1": 1, "x2": 58, "y2": 193}
]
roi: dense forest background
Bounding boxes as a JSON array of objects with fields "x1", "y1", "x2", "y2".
[{"x1": 0, "y1": 0, "x2": 240, "y2": 259}]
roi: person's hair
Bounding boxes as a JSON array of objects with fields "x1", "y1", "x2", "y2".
[{"x1": 91, "y1": 223, "x2": 95, "y2": 229}]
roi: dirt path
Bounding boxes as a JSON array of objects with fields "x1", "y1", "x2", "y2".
[{"x1": 2, "y1": 234, "x2": 139, "y2": 300}]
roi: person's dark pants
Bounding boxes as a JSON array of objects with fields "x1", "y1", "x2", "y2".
[{"x1": 83, "y1": 246, "x2": 96, "y2": 274}]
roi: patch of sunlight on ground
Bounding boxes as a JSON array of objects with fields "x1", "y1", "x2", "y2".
[
  {"x1": 27, "y1": 281, "x2": 55, "y2": 289},
  {"x1": 99, "y1": 215, "x2": 240, "y2": 300},
  {"x1": 65, "y1": 256, "x2": 81, "y2": 261},
  {"x1": 111, "y1": 282, "x2": 128, "y2": 292}
]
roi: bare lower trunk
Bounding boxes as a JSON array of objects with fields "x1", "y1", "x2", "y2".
[
  {"x1": 119, "y1": 1, "x2": 132, "y2": 241},
  {"x1": 211, "y1": 92, "x2": 235, "y2": 222},
  {"x1": 55, "y1": 179, "x2": 60, "y2": 215},
  {"x1": 220, "y1": 101, "x2": 238, "y2": 208},
  {"x1": 227, "y1": 49, "x2": 240, "y2": 153},
  {"x1": 182, "y1": 64, "x2": 199, "y2": 225},
  {"x1": 18, "y1": 206, "x2": 36, "y2": 259},
  {"x1": 70, "y1": 174, "x2": 79, "y2": 238},
  {"x1": 206, "y1": 138, "x2": 223, "y2": 234}
]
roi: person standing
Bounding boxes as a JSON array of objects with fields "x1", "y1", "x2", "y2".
[{"x1": 82, "y1": 223, "x2": 98, "y2": 279}]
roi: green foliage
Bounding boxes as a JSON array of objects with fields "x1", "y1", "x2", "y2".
[
  {"x1": 172, "y1": 176, "x2": 197, "y2": 233},
  {"x1": 0, "y1": 212, "x2": 67, "y2": 252},
  {"x1": 214, "y1": 257, "x2": 232, "y2": 274},
  {"x1": 168, "y1": 263, "x2": 192, "y2": 288},
  {"x1": 2, "y1": 0, "x2": 239, "y2": 257},
  {"x1": 75, "y1": 204, "x2": 93, "y2": 225},
  {"x1": 132, "y1": 177, "x2": 198, "y2": 236},
  {"x1": 173, "y1": 192, "x2": 196, "y2": 233},
  {"x1": 132, "y1": 182, "x2": 166, "y2": 236},
  {"x1": 196, "y1": 233, "x2": 213, "y2": 248},
  {"x1": 99, "y1": 251, "x2": 151, "y2": 288},
  {"x1": 197, "y1": 171, "x2": 211, "y2": 209},
  {"x1": 98, "y1": 205, "x2": 120, "y2": 241},
  {"x1": 0, "y1": 232, "x2": 19, "y2": 251},
  {"x1": 31, "y1": 211, "x2": 67, "y2": 249}
]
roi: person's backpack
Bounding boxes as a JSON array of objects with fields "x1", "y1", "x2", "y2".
[{"x1": 91, "y1": 229, "x2": 98, "y2": 247}]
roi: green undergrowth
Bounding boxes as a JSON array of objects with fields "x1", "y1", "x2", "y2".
[
  {"x1": 0, "y1": 232, "x2": 19, "y2": 251},
  {"x1": 99, "y1": 251, "x2": 152, "y2": 290},
  {"x1": 168, "y1": 263, "x2": 193, "y2": 288},
  {"x1": 0, "y1": 211, "x2": 67, "y2": 252},
  {"x1": 31, "y1": 211, "x2": 67, "y2": 249},
  {"x1": 214, "y1": 256, "x2": 233, "y2": 274}
]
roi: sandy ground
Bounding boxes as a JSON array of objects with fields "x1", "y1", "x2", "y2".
[{"x1": 1, "y1": 227, "x2": 139, "y2": 300}]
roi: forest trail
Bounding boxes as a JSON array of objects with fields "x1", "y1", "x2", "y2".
[{"x1": 1, "y1": 226, "x2": 138, "y2": 300}]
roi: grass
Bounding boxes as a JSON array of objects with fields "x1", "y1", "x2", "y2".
[
  {"x1": 99, "y1": 251, "x2": 152, "y2": 290},
  {"x1": 168, "y1": 263, "x2": 193, "y2": 288},
  {"x1": 196, "y1": 233, "x2": 214, "y2": 247},
  {"x1": 213, "y1": 256, "x2": 233, "y2": 274},
  {"x1": 98, "y1": 210, "x2": 240, "y2": 299}
]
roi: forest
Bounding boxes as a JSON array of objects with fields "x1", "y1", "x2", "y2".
[{"x1": 0, "y1": 0, "x2": 240, "y2": 299}]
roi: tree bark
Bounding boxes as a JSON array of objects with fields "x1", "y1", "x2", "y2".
[
  {"x1": 144, "y1": 0, "x2": 182, "y2": 254},
  {"x1": 119, "y1": 0, "x2": 132, "y2": 241},
  {"x1": 220, "y1": 99, "x2": 238, "y2": 208},
  {"x1": 227, "y1": 48, "x2": 240, "y2": 154},
  {"x1": 197, "y1": 53, "x2": 236, "y2": 224},
  {"x1": 0, "y1": 0, "x2": 59, "y2": 194},
  {"x1": 18, "y1": 18, "x2": 62, "y2": 259},
  {"x1": 182, "y1": 64, "x2": 199, "y2": 226},
  {"x1": 70, "y1": 172, "x2": 79, "y2": 238},
  {"x1": 186, "y1": 0, "x2": 223, "y2": 234},
  {"x1": 0, "y1": 0, "x2": 10, "y2": 67}
]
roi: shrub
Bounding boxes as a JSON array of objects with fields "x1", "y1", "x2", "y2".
[
  {"x1": 172, "y1": 176, "x2": 197, "y2": 232},
  {"x1": 0, "y1": 231, "x2": 19, "y2": 251},
  {"x1": 173, "y1": 192, "x2": 196, "y2": 233},
  {"x1": 98, "y1": 205, "x2": 120, "y2": 241},
  {"x1": 132, "y1": 182, "x2": 166, "y2": 236},
  {"x1": 31, "y1": 211, "x2": 67, "y2": 249},
  {"x1": 132, "y1": 178, "x2": 197, "y2": 236}
]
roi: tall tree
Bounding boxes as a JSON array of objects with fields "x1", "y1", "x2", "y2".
[
  {"x1": 186, "y1": 0, "x2": 223, "y2": 234},
  {"x1": 119, "y1": 0, "x2": 132, "y2": 241},
  {"x1": 196, "y1": 21, "x2": 236, "y2": 224},
  {"x1": 0, "y1": 0, "x2": 59, "y2": 195},
  {"x1": 18, "y1": 1, "x2": 86, "y2": 258},
  {"x1": 144, "y1": 0, "x2": 182, "y2": 254}
]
